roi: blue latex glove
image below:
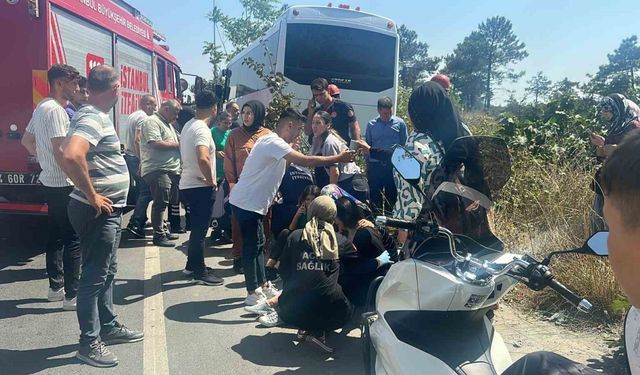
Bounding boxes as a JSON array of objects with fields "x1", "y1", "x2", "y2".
[{"x1": 376, "y1": 251, "x2": 393, "y2": 268}]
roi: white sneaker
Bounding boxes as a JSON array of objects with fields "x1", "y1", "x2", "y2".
[
  {"x1": 244, "y1": 301, "x2": 275, "y2": 316},
  {"x1": 244, "y1": 289, "x2": 267, "y2": 306},
  {"x1": 258, "y1": 311, "x2": 282, "y2": 327},
  {"x1": 63, "y1": 296, "x2": 77, "y2": 311},
  {"x1": 48, "y1": 287, "x2": 65, "y2": 302},
  {"x1": 262, "y1": 281, "x2": 281, "y2": 299}
]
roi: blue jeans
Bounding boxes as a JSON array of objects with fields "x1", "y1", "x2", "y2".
[
  {"x1": 68, "y1": 199, "x2": 121, "y2": 344},
  {"x1": 182, "y1": 186, "x2": 214, "y2": 275},
  {"x1": 231, "y1": 205, "x2": 265, "y2": 293},
  {"x1": 124, "y1": 154, "x2": 152, "y2": 228}
]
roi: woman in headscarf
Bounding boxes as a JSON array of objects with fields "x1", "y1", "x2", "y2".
[
  {"x1": 224, "y1": 101, "x2": 273, "y2": 274},
  {"x1": 590, "y1": 94, "x2": 640, "y2": 232},
  {"x1": 246, "y1": 196, "x2": 352, "y2": 352},
  {"x1": 393, "y1": 81, "x2": 465, "y2": 225}
]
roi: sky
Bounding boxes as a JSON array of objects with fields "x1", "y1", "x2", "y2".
[{"x1": 132, "y1": 0, "x2": 638, "y2": 103}]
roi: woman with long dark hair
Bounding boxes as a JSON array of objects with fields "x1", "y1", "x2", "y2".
[
  {"x1": 393, "y1": 81, "x2": 465, "y2": 222},
  {"x1": 310, "y1": 111, "x2": 367, "y2": 201}
]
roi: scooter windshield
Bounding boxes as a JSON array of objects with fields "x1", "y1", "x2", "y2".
[{"x1": 426, "y1": 136, "x2": 511, "y2": 251}]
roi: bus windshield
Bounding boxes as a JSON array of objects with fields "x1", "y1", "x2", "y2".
[{"x1": 284, "y1": 23, "x2": 396, "y2": 92}]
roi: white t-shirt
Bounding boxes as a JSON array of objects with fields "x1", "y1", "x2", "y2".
[
  {"x1": 229, "y1": 133, "x2": 293, "y2": 215},
  {"x1": 125, "y1": 109, "x2": 148, "y2": 155},
  {"x1": 25, "y1": 98, "x2": 72, "y2": 187},
  {"x1": 179, "y1": 118, "x2": 216, "y2": 190}
]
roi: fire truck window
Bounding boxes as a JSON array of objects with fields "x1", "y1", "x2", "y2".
[
  {"x1": 174, "y1": 68, "x2": 181, "y2": 96},
  {"x1": 157, "y1": 60, "x2": 166, "y2": 91}
]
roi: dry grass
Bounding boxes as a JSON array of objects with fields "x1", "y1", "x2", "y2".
[
  {"x1": 466, "y1": 112, "x2": 628, "y2": 325},
  {"x1": 492, "y1": 152, "x2": 626, "y2": 324}
]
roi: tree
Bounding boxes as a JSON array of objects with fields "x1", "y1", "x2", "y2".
[
  {"x1": 587, "y1": 35, "x2": 640, "y2": 98},
  {"x1": 204, "y1": 0, "x2": 286, "y2": 78},
  {"x1": 443, "y1": 31, "x2": 487, "y2": 110},
  {"x1": 552, "y1": 77, "x2": 580, "y2": 98},
  {"x1": 398, "y1": 25, "x2": 440, "y2": 88},
  {"x1": 445, "y1": 16, "x2": 527, "y2": 110},
  {"x1": 477, "y1": 16, "x2": 528, "y2": 109},
  {"x1": 526, "y1": 71, "x2": 552, "y2": 105}
]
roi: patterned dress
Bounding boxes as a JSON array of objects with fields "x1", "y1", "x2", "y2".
[{"x1": 392, "y1": 131, "x2": 443, "y2": 221}]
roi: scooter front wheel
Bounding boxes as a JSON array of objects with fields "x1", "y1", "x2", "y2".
[{"x1": 361, "y1": 312, "x2": 377, "y2": 375}]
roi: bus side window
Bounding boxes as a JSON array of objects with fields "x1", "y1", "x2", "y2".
[{"x1": 157, "y1": 59, "x2": 166, "y2": 91}]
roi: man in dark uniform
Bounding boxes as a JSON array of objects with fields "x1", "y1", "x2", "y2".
[{"x1": 304, "y1": 78, "x2": 360, "y2": 145}]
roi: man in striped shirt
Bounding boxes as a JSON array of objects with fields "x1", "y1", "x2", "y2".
[
  {"x1": 21, "y1": 64, "x2": 82, "y2": 310},
  {"x1": 62, "y1": 65, "x2": 142, "y2": 368}
]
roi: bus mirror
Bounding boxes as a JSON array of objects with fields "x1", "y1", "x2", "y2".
[
  {"x1": 194, "y1": 76, "x2": 204, "y2": 95},
  {"x1": 214, "y1": 84, "x2": 224, "y2": 100},
  {"x1": 179, "y1": 79, "x2": 189, "y2": 94}
]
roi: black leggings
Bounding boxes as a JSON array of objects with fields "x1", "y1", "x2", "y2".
[{"x1": 269, "y1": 229, "x2": 291, "y2": 263}]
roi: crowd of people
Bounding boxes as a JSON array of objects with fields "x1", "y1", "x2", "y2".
[{"x1": 19, "y1": 61, "x2": 640, "y2": 371}]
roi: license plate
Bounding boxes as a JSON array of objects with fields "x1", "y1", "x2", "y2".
[{"x1": 0, "y1": 172, "x2": 40, "y2": 185}]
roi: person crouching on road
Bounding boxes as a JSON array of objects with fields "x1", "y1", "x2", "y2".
[
  {"x1": 178, "y1": 91, "x2": 224, "y2": 286},
  {"x1": 229, "y1": 108, "x2": 356, "y2": 306},
  {"x1": 62, "y1": 65, "x2": 143, "y2": 368},
  {"x1": 247, "y1": 196, "x2": 352, "y2": 353}
]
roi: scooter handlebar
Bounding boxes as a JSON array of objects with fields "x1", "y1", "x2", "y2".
[
  {"x1": 548, "y1": 279, "x2": 592, "y2": 313},
  {"x1": 375, "y1": 216, "x2": 416, "y2": 231}
]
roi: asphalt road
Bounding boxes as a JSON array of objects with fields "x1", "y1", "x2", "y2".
[{"x1": 0, "y1": 213, "x2": 363, "y2": 375}]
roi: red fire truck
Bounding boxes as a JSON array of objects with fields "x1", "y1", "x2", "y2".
[{"x1": 0, "y1": 0, "x2": 185, "y2": 215}]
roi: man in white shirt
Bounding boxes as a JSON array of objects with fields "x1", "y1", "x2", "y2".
[
  {"x1": 21, "y1": 64, "x2": 81, "y2": 310},
  {"x1": 123, "y1": 95, "x2": 157, "y2": 237},
  {"x1": 230, "y1": 108, "x2": 356, "y2": 306},
  {"x1": 179, "y1": 91, "x2": 223, "y2": 286}
]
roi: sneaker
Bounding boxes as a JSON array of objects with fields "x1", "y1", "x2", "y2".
[
  {"x1": 170, "y1": 228, "x2": 186, "y2": 234},
  {"x1": 63, "y1": 296, "x2": 77, "y2": 311},
  {"x1": 182, "y1": 266, "x2": 213, "y2": 276},
  {"x1": 48, "y1": 287, "x2": 65, "y2": 302},
  {"x1": 244, "y1": 289, "x2": 267, "y2": 306},
  {"x1": 153, "y1": 236, "x2": 176, "y2": 247},
  {"x1": 100, "y1": 322, "x2": 144, "y2": 345},
  {"x1": 262, "y1": 281, "x2": 281, "y2": 299},
  {"x1": 76, "y1": 340, "x2": 118, "y2": 368},
  {"x1": 165, "y1": 232, "x2": 180, "y2": 240},
  {"x1": 193, "y1": 269, "x2": 224, "y2": 286},
  {"x1": 125, "y1": 225, "x2": 145, "y2": 238},
  {"x1": 258, "y1": 311, "x2": 282, "y2": 327},
  {"x1": 233, "y1": 258, "x2": 243, "y2": 274},
  {"x1": 244, "y1": 301, "x2": 275, "y2": 316},
  {"x1": 306, "y1": 332, "x2": 334, "y2": 353},
  {"x1": 144, "y1": 221, "x2": 152, "y2": 228}
]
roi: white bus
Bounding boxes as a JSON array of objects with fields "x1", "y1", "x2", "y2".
[{"x1": 225, "y1": 5, "x2": 399, "y2": 131}]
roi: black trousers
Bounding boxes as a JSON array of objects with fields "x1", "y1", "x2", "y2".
[
  {"x1": 44, "y1": 185, "x2": 81, "y2": 299},
  {"x1": 182, "y1": 186, "x2": 214, "y2": 275}
]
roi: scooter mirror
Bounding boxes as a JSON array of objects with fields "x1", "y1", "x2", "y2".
[
  {"x1": 391, "y1": 145, "x2": 422, "y2": 182},
  {"x1": 585, "y1": 231, "x2": 609, "y2": 256}
]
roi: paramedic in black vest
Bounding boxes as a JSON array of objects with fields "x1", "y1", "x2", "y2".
[{"x1": 304, "y1": 78, "x2": 361, "y2": 145}]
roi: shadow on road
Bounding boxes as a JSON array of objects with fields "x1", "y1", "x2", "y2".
[
  {"x1": 0, "y1": 343, "x2": 77, "y2": 375},
  {"x1": 0, "y1": 268, "x2": 47, "y2": 285},
  {"x1": 0, "y1": 297, "x2": 61, "y2": 320},
  {"x1": 232, "y1": 331, "x2": 363, "y2": 374},
  {"x1": 586, "y1": 337, "x2": 630, "y2": 375},
  {"x1": 164, "y1": 297, "x2": 247, "y2": 325}
]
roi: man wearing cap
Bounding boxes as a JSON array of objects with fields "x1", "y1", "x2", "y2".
[
  {"x1": 304, "y1": 78, "x2": 360, "y2": 145},
  {"x1": 328, "y1": 84, "x2": 341, "y2": 99}
]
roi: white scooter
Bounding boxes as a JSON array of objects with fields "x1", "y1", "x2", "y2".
[{"x1": 361, "y1": 137, "x2": 610, "y2": 375}]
